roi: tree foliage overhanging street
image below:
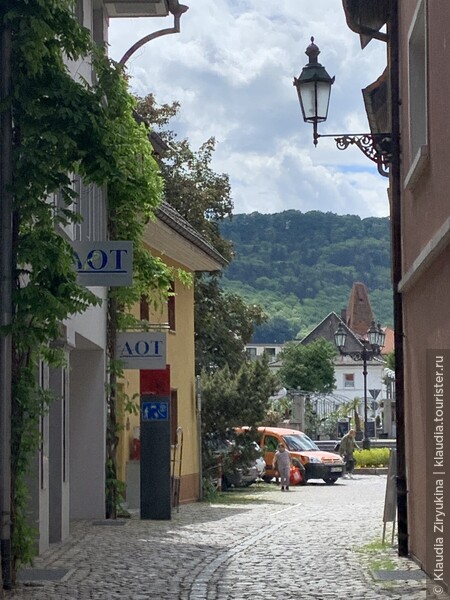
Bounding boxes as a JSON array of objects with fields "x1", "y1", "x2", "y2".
[{"x1": 135, "y1": 94, "x2": 268, "y2": 375}]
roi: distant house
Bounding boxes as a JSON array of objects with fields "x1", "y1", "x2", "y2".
[
  {"x1": 245, "y1": 343, "x2": 284, "y2": 364},
  {"x1": 260, "y1": 283, "x2": 395, "y2": 436},
  {"x1": 300, "y1": 283, "x2": 394, "y2": 436},
  {"x1": 299, "y1": 312, "x2": 389, "y2": 431}
]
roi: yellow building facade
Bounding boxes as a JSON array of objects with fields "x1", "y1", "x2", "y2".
[{"x1": 117, "y1": 202, "x2": 226, "y2": 505}]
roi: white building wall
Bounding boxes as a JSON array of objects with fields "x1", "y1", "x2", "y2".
[
  {"x1": 332, "y1": 355, "x2": 387, "y2": 427},
  {"x1": 26, "y1": 363, "x2": 50, "y2": 553},
  {"x1": 49, "y1": 360, "x2": 70, "y2": 544},
  {"x1": 28, "y1": 0, "x2": 110, "y2": 548},
  {"x1": 69, "y1": 346, "x2": 106, "y2": 519},
  {"x1": 333, "y1": 356, "x2": 387, "y2": 404}
]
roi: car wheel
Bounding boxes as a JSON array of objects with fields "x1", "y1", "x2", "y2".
[
  {"x1": 262, "y1": 476, "x2": 273, "y2": 483},
  {"x1": 324, "y1": 477, "x2": 338, "y2": 485}
]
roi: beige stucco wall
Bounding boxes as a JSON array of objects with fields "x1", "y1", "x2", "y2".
[{"x1": 117, "y1": 253, "x2": 200, "y2": 504}]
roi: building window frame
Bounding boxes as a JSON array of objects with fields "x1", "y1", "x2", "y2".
[
  {"x1": 168, "y1": 281, "x2": 176, "y2": 331},
  {"x1": 405, "y1": 0, "x2": 428, "y2": 184},
  {"x1": 246, "y1": 347, "x2": 257, "y2": 360},
  {"x1": 75, "y1": 0, "x2": 84, "y2": 25},
  {"x1": 344, "y1": 373, "x2": 355, "y2": 388}
]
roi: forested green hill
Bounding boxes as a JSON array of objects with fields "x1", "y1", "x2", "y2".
[{"x1": 219, "y1": 210, "x2": 392, "y2": 343}]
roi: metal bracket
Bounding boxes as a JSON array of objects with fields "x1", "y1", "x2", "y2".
[
  {"x1": 318, "y1": 132, "x2": 392, "y2": 178},
  {"x1": 119, "y1": 4, "x2": 189, "y2": 66}
]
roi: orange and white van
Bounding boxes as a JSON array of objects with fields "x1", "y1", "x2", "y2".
[{"x1": 257, "y1": 426, "x2": 345, "y2": 485}]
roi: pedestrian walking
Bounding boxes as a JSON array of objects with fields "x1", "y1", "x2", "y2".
[
  {"x1": 339, "y1": 429, "x2": 360, "y2": 478},
  {"x1": 273, "y1": 443, "x2": 291, "y2": 490}
]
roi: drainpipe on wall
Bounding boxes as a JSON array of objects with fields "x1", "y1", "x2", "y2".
[
  {"x1": 388, "y1": 0, "x2": 409, "y2": 557},
  {"x1": 0, "y1": 14, "x2": 13, "y2": 590},
  {"x1": 196, "y1": 375, "x2": 203, "y2": 501}
]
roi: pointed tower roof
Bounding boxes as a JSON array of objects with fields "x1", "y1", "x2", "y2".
[{"x1": 346, "y1": 282, "x2": 374, "y2": 337}]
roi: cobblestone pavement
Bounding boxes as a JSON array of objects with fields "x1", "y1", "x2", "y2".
[{"x1": 4, "y1": 475, "x2": 434, "y2": 600}]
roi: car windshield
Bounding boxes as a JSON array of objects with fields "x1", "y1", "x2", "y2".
[{"x1": 283, "y1": 434, "x2": 319, "y2": 451}]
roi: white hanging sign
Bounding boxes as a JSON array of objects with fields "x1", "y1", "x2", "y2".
[
  {"x1": 72, "y1": 241, "x2": 133, "y2": 286},
  {"x1": 116, "y1": 332, "x2": 166, "y2": 370}
]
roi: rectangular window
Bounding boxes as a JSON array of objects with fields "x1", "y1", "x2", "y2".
[
  {"x1": 246, "y1": 347, "x2": 257, "y2": 360},
  {"x1": 75, "y1": 0, "x2": 84, "y2": 25},
  {"x1": 140, "y1": 295, "x2": 149, "y2": 321},
  {"x1": 55, "y1": 175, "x2": 106, "y2": 242},
  {"x1": 168, "y1": 281, "x2": 176, "y2": 331},
  {"x1": 75, "y1": 178, "x2": 106, "y2": 242},
  {"x1": 344, "y1": 373, "x2": 355, "y2": 388},
  {"x1": 408, "y1": 0, "x2": 427, "y2": 162}
]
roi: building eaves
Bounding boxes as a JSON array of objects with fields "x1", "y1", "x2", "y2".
[
  {"x1": 342, "y1": 0, "x2": 389, "y2": 48},
  {"x1": 155, "y1": 201, "x2": 228, "y2": 269}
]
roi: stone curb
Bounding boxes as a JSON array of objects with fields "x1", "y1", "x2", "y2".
[{"x1": 356, "y1": 467, "x2": 388, "y2": 475}]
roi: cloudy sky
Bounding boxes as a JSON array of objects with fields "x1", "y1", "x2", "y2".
[{"x1": 108, "y1": 0, "x2": 389, "y2": 218}]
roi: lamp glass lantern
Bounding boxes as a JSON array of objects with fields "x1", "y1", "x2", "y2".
[
  {"x1": 376, "y1": 323, "x2": 386, "y2": 349},
  {"x1": 367, "y1": 321, "x2": 386, "y2": 350},
  {"x1": 367, "y1": 321, "x2": 380, "y2": 347},
  {"x1": 293, "y1": 37, "x2": 334, "y2": 143},
  {"x1": 334, "y1": 323, "x2": 347, "y2": 349}
]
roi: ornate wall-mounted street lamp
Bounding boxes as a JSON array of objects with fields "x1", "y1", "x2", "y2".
[
  {"x1": 334, "y1": 321, "x2": 386, "y2": 450},
  {"x1": 293, "y1": 37, "x2": 334, "y2": 146},
  {"x1": 294, "y1": 37, "x2": 392, "y2": 177}
]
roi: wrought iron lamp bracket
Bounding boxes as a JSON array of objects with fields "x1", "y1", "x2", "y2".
[
  {"x1": 318, "y1": 133, "x2": 393, "y2": 178},
  {"x1": 338, "y1": 343, "x2": 381, "y2": 363},
  {"x1": 347, "y1": 351, "x2": 366, "y2": 362}
]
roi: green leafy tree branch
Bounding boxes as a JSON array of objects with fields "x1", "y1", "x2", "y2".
[{"x1": 278, "y1": 339, "x2": 336, "y2": 393}]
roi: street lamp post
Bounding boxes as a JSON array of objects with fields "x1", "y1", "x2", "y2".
[
  {"x1": 334, "y1": 321, "x2": 385, "y2": 450},
  {"x1": 293, "y1": 38, "x2": 393, "y2": 178}
]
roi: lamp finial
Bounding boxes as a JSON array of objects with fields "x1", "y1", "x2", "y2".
[{"x1": 305, "y1": 36, "x2": 320, "y2": 64}]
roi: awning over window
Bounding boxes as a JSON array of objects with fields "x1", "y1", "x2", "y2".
[{"x1": 342, "y1": 0, "x2": 389, "y2": 48}]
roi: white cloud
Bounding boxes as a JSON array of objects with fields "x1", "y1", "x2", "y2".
[{"x1": 108, "y1": 0, "x2": 389, "y2": 218}]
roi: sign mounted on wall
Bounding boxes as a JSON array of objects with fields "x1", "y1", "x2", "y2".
[
  {"x1": 116, "y1": 332, "x2": 166, "y2": 370},
  {"x1": 72, "y1": 241, "x2": 133, "y2": 286},
  {"x1": 142, "y1": 400, "x2": 169, "y2": 421}
]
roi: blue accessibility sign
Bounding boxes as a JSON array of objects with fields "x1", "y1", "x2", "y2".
[{"x1": 142, "y1": 401, "x2": 169, "y2": 421}]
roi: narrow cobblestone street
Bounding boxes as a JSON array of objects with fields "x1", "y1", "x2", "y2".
[{"x1": 6, "y1": 475, "x2": 429, "y2": 600}]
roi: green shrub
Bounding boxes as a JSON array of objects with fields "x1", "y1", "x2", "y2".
[{"x1": 354, "y1": 448, "x2": 390, "y2": 468}]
